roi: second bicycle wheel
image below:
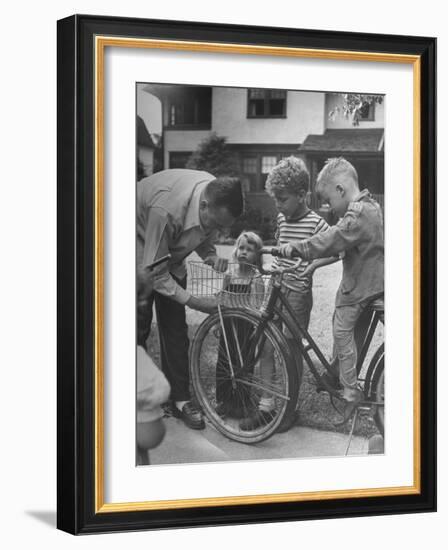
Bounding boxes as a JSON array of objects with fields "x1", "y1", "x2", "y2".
[
  {"x1": 365, "y1": 344, "x2": 385, "y2": 436},
  {"x1": 190, "y1": 308, "x2": 299, "y2": 444}
]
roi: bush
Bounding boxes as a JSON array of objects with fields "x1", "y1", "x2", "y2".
[
  {"x1": 230, "y1": 207, "x2": 277, "y2": 244},
  {"x1": 186, "y1": 133, "x2": 240, "y2": 176}
]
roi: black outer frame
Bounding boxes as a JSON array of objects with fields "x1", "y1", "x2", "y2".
[{"x1": 57, "y1": 14, "x2": 436, "y2": 535}]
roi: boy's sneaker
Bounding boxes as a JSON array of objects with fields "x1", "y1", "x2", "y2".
[
  {"x1": 316, "y1": 372, "x2": 342, "y2": 392},
  {"x1": 172, "y1": 401, "x2": 205, "y2": 430},
  {"x1": 239, "y1": 409, "x2": 275, "y2": 431},
  {"x1": 335, "y1": 388, "x2": 363, "y2": 426},
  {"x1": 215, "y1": 401, "x2": 247, "y2": 419}
]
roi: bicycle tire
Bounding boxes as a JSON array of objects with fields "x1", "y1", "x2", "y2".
[
  {"x1": 365, "y1": 344, "x2": 385, "y2": 435},
  {"x1": 190, "y1": 308, "x2": 299, "y2": 444}
]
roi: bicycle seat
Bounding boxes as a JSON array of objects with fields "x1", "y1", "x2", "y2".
[
  {"x1": 370, "y1": 297, "x2": 384, "y2": 312},
  {"x1": 367, "y1": 293, "x2": 384, "y2": 322}
]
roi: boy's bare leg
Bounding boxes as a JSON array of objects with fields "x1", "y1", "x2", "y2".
[{"x1": 239, "y1": 342, "x2": 275, "y2": 430}]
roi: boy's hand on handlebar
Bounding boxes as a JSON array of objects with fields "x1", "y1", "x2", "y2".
[
  {"x1": 278, "y1": 243, "x2": 301, "y2": 259},
  {"x1": 186, "y1": 295, "x2": 218, "y2": 314}
]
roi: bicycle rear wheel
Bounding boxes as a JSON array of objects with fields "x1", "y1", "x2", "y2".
[
  {"x1": 365, "y1": 345, "x2": 384, "y2": 435},
  {"x1": 190, "y1": 308, "x2": 298, "y2": 444}
]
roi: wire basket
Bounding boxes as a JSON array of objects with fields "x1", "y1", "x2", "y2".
[{"x1": 189, "y1": 261, "x2": 268, "y2": 309}]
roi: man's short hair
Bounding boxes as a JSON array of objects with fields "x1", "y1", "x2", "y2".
[
  {"x1": 317, "y1": 157, "x2": 359, "y2": 189},
  {"x1": 206, "y1": 176, "x2": 244, "y2": 218},
  {"x1": 265, "y1": 156, "x2": 310, "y2": 196}
]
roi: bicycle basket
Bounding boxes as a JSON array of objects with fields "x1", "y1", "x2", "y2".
[{"x1": 189, "y1": 261, "x2": 267, "y2": 309}]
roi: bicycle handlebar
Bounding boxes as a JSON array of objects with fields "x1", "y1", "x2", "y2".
[
  {"x1": 259, "y1": 247, "x2": 303, "y2": 275},
  {"x1": 260, "y1": 246, "x2": 281, "y2": 257}
]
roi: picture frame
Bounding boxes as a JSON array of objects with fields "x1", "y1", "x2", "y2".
[{"x1": 57, "y1": 14, "x2": 436, "y2": 534}]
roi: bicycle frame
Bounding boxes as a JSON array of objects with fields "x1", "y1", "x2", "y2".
[{"x1": 246, "y1": 273, "x2": 383, "y2": 397}]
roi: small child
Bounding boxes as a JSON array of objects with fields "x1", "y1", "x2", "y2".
[
  {"x1": 216, "y1": 231, "x2": 265, "y2": 417},
  {"x1": 240, "y1": 156, "x2": 336, "y2": 431},
  {"x1": 279, "y1": 157, "x2": 384, "y2": 420},
  {"x1": 223, "y1": 231, "x2": 265, "y2": 302}
]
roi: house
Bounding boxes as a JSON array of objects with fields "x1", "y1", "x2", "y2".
[
  {"x1": 136, "y1": 115, "x2": 156, "y2": 177},
  {"x1": 142, "y1": 85, "x2": 384, "y2": 213}
]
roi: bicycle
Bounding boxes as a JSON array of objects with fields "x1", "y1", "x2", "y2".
[{"x1": 189, "y1": 248, "x2": 384, "y2": 445}]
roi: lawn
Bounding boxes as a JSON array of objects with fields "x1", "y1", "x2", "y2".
[{"x1": 147, "y1": 246, "x2": 383, "y2": 438}]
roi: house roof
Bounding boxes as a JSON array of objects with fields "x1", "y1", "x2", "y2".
[
  {"x1": 300, "y1": 129, "x2": 384, "y2": 153},
  {"x1": 137, "y1": 116, "x2": 155, "y2": 149}
]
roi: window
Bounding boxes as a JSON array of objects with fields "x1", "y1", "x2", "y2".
[
  {"x1": 260, "y1": 156, "x2": 278, "y2": 188},
  {"x1": 168, "y1": 87, "x2": 212, "y2": 127},
  {"x1": 242, "y1": 157, "x2": 257, "y2": 174},
  {"x1": 261, "y1": 156, "x2": 277, "y2": 174},
  {"x1": 240, "y1": 152, "x2": 293, "y2": 192},
  {"x1": 247, "y1": 89, "x2": 287, "y2": 118},
  {"x1": 242, "y1": 156, "x2": 258, "y2": 192},
  {"x1": 169, "y1": 152, "x2": 193, "y2": 169}
]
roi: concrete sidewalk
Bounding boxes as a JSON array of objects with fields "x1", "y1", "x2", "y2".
[{"x1": 150, "y1": 416, "x2": 368, "y2": 465}]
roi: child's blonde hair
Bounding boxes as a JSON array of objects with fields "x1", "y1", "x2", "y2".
[
  {"x1": 316, "y1": 157, "x2": 359, "y2": 191},
  {"x1": 232, "y1": 231, "x2": 264, "y2": 271}
]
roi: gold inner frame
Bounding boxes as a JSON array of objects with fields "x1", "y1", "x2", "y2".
[{"x1": 94, "y1": 36, "x2": 421, "y2": 513}]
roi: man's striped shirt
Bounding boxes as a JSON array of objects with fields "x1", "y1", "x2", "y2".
[{"x1": 273, "y1": 210, "x2": 329, "y2": 287}]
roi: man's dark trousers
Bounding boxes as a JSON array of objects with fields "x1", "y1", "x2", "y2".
[{"x1": 137, "y1": 275, "x2": 190, "y2": 402}]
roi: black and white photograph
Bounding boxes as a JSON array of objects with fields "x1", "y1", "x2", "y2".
[{"x1": 135, "y1": 83, "x2": 385, "y2": 466}]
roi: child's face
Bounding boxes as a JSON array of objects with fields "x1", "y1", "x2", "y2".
[
  {"x1": 319, "y1": 179, "x2": 350, "y2": 218},
  {"x1": 235, "y1": 237, "x2": 258, "y2": 265},
  {"x1": 272, "y1": 189, "x2": 305, "y2": 219}
]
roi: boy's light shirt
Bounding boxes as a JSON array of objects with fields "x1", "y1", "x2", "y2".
[{"x1": 273, "y1": 209, "x2": 329, "y2": 289}]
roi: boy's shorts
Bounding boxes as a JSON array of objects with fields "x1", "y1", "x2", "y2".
[
  {"x1": 276, "y1": 281, "x2": 313, "y2": 338},
  {"x1": 137, "y1": 345, "x2": 171, "y2": 423}
]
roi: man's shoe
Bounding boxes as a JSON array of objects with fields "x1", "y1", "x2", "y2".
[
  {"x1": 239, "y1": 409, "x2": 275, "y2": 431},
  {"x1": 172, "y1": 401, "x2": 205, "y2": 430}
]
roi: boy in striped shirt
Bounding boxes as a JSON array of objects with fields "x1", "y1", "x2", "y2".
[{"x1": 240, "y1": 156, "x2": 338, "y2": 432}]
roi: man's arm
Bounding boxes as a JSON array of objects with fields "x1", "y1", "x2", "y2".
[
  {"x1": 140, "y1": 207, "x2": 191, "y2": 304},
  {"x1": 139, "y1": 207, "x2": 217, "y2": 313}
]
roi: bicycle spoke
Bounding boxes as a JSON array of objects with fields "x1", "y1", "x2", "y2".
[
  {"x1": 236, "y1": 376, "x2": 290, "y2": 402},
  {"x1": 191, "y1": 308, "x2": 297, "y2": 443}
]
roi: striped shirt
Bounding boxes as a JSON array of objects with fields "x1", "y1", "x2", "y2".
[{"x1": 273, "y1": 210, "x2": 329, "y2": 288}]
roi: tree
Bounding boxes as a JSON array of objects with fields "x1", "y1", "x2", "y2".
[
  {"x1": 329, "y1": 93, "x2": 384, "y2": 126},
  {"x1": 186, "y1": 133, "x2": 240, "y2": 176}
]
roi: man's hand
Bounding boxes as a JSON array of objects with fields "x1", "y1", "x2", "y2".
[
  {"x1": 137, "y1": 266, "x2": 155, "y2": 300},
  {"x1": 204, "y1": 255, "x2": 229, "y2": 273},
  {"x1": 186, "y1": 295, "x2": 218, "y2": 314}
]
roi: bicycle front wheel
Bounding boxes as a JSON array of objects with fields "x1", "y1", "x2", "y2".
[{"x1": 190, "y1": 308, "x2": 298, "y2": 444}]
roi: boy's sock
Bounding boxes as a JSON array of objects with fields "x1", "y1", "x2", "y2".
[
  {"x1": 259, "y1": 397, "x2": 275, "y2": 412},
  {"x1": 175, "y1": 400, "x2": 188, "y2": 411}
]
